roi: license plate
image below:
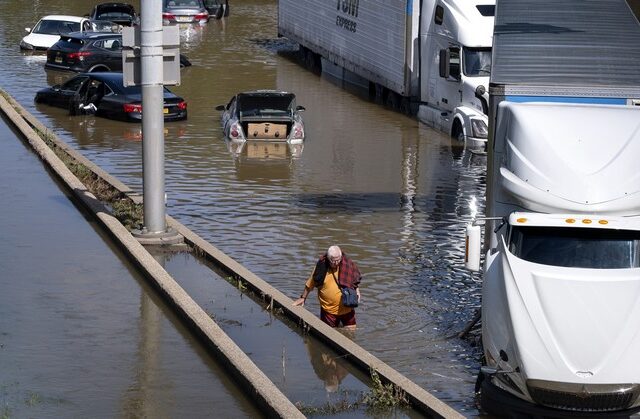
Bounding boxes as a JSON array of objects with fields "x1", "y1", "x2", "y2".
[
  {"x1": 177, "y1": 16, "x2": 191, "y2": 22},
  {"x1": 163, "y1": 108, "x2": 169, "y2": 114},
  {"x1": 55, "y1": 55, "x2": 62, "y2": 63}
]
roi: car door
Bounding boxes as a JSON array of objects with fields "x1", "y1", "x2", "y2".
[
  {"x1": 55, "y1": 75, "x2": 89, "y2": 110},
  {"x1": 94, "y1": 83, "x2": 121, "y2": 120}
]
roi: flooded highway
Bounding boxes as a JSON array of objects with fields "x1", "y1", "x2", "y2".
[{"x1": 0, "y1": 0, "x2": 487, "y2": 415}]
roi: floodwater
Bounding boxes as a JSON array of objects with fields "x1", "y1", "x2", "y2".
[
  {"x1": 0, "y1": 0, "x2": 487, "y2": 415},
  {"x1": 0, "y1": 114, "x2": 262, "y2": 417}
]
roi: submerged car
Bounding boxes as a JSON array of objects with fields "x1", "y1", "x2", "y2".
[
  {"x1": 204, "y1": 0, "x2": 229, "y2": 19},
  {"x1": 45, "y1": 32, "x2": 124, "y2": 73},
  {"x1": 34, "y1": 72, "x2": 187, "y2": 122},
  {"x1": 215, "y1": 90, "x2": 305, "y2": 143},
  {"x1": 45, "y1": 32, "x2": 191, "y2": 73},
  {"x1": 162, "y1": 0, "x2": 210, "y2": 25},
  {"x1": 88, "y1": 2, "x2": 139, "y2": 27},
  {"x1": 20, "y1": 15, "x2": 92, "y2": 51}
]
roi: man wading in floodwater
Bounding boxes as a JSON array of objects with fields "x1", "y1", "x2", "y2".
[{"x1": 292, "y1": 245, "x2": 361, "y2": 329}]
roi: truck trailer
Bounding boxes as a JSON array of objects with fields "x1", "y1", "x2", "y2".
[
  {"x1": 465, "y1": 0, "x2": 640, "y2": 415},
  {"x1": 277, "y1": 0, "x2": 495, "y2": 144}
]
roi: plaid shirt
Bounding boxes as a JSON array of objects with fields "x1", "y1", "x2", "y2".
[{"x1": 312, "y1": 253, "x2": 361, "y2": 289}]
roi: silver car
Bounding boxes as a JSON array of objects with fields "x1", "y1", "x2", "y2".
[
  {"x1": 162, "y1": 0, "x2": 210, "y2": 25},
  {"x1": 215, "y1": 90, "x2": 306, "y2": 143}
]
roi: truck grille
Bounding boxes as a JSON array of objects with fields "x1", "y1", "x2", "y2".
[{"x1": 527, "y1": 380, "x2": 640, "y2": 412}]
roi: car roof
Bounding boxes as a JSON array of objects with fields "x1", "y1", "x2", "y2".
[
  {"x1": 237, "y1": 90, "x2": 295, "y2": 97},
  {"x1": 95, "y1": 3, "x2": 136, "y2": 12},
  {"x1": 39, "y1": 15, "x2": 87, "y2": 23}
]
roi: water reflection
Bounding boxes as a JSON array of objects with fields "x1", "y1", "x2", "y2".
[
  {"x1": 46, "y1": 69, "x2": 72, "y2": 87},
  {"x1": 306, "y1": 338, "x2": 350, "y2": 394}
]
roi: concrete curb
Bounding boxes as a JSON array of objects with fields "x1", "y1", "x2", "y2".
[
  {"x1": 2, "y1": 90, "x2": 465, "y2": 418},
  {"x1": 0, "y1": 91, "x2": 304, "y2": 419}
]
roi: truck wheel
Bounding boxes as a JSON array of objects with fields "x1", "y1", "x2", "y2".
[
  {"x1": 452, "y1": 121, "x2": 464, "y2": 142},
  {"x1": 373, "y1": 83, "x2": 385, "y2": 104},
  {"x1": 385, "y1": 91, "x2": 400, "y2": 110},
  {"x1": 400, "y1": 97, "x2": 411, "y2": 115}
]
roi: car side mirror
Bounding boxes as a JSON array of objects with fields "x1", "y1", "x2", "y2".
[
  {"x1": 215, "y1": 105, "x2": 226, "y2": 111},
  {"x1": 439, "y1": 49, "x2": 450, "y2": 78},
  {"x1": 25, "y1": 27, "x2": 32, "y2": 33},
  {"x1": 296, "y1": 105, "x2": 305, "y2": 112}
]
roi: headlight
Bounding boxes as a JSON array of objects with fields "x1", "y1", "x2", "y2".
[
  {"x1": 20, "y1": 40, "x2": 34, "y2": 50},
  {"x1": 471, "y1": 119, "x2": 488, "y2": 139}
]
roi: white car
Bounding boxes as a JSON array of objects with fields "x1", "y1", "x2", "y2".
[{"x1": 20, "y1": 15, "x2": 92, "y2": 51}]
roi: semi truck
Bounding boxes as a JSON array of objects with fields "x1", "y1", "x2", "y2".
[
  {"x1": 464, "y1": 0, "x2": 640, "y2": 415},
  {"x1": 277, "y1": 0, "x2": 495, "y2": 143}
]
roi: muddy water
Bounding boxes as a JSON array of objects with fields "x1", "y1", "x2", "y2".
[
  {"x1": 0, "y1": 115, "x2": 261, "y2": 417},
  {"x1": 0, "y1": 0, "x2": 486, "y2": 414}
]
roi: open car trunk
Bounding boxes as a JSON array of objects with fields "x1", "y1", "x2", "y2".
[
  {"x1": 237, "y1": 92, "x2": 295, "y2": 140},
  {"x1": 241, "y1": 117, "x2": 292, "y2": 140}
]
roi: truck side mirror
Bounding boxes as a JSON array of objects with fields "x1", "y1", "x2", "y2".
[
  {"x1": 439, "y1": 49, "x2": 450, "y2": 78},
  {"x1": 465, "y1": 224, "x2": 481, "y2": 271}
]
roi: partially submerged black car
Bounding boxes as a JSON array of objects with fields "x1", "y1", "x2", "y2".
[
  {"x1": 35, "y1": 72, "x2": 187, "y2": 122},
  {"x1": 88, "y1": 3, "x2": 138, "y2": 26},
  {"x1": 45, "y1": 32, "x2": 191, "y2": 73}
]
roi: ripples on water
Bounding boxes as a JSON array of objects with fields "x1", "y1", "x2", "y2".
[{"x1": 0, "y1": 0, "x2": 487, "y2": 413}]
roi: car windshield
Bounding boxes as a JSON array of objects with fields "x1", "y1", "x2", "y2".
[
  {"x1": 96, "y1": 12, "x2": 133, "y2": 21},
  {"x1": 238, "y1": 95, "x2": 294, "y2": 117},
  {"x1": 508, "y1": 226, "x2": 640, "y2": 269},
  {"x1": 165, "y1": 0, "x2": 202, "y2": 8},
  {"x1": 34, "y1": 19, "x2": 81, "y2": 35},
  {"x1": 463, "y1": 47, "x2": 491, "y2": 77}
]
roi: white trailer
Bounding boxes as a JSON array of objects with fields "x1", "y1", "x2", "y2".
[
  {"x1": 277, "y1": 0, "x2": 494, "y2": 143},
  {"x1": 465, "y1": 0, "x2": 640, "y2": 415}
]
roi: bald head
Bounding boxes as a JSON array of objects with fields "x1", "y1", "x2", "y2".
[{"x1": 327, "y1": 245, "x2": 342, "y2": 267}]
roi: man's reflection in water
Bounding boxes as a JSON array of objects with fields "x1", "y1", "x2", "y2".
[{"x1": 305, "y1": 338, "x2": 349, "y2": 393}]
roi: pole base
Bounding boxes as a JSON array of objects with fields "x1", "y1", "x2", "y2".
[{"x1": 131, "y1": 227, "x2": 184, "y2": 246}]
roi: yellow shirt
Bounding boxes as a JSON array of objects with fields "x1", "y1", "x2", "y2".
[{"x1": 305, "y1": 266, "x2": 352, "y2": 315}]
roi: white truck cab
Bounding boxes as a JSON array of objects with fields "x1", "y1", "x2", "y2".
[
  {"x1": 465, "y1": 0, "x2": 640, "y2": 412},
  {"x1": 418, "y1": 0, "x2": 493, "y2": 144}
]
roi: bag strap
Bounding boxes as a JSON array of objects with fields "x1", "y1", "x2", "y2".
[{"x1": 330, "y1": 270, "x2": 343, "y2": 289}]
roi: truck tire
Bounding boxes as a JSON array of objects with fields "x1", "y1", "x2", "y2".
[
  {"x1": 385, "y1": 90, "x2": 400, "y2": 110},
  {"x1": 452, "y1": 120, "x2": 464, "y2": 141}
]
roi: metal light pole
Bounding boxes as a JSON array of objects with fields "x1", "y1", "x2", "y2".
[{"x1": 140, "y1": 0, "x2": 166, "y2": 235}]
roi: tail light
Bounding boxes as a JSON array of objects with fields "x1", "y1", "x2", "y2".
[
  {"x1": 123, "y1": 103, "x2": 142, "y2": 113},
  {"x1": 194, "y1": 12, "x2": 209, "y2": 21},
  {"x1": 230, "y1": 121, "x2": 243, "y2": 139},
  {"x1": 162, "y1": 12, "x2": 175, "y2": 20},
  {"x1": 177, "y1": 101, "x2": 187, "y2": 110},
  {"x1": 291, "y1": 122, "x2": 304, "y2": 140},
  {"x1": 68, "y1": 51, "x2": 92, "y2": 60}
]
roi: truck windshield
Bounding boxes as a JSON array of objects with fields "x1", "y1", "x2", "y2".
[
  {"x1": 508, "y1": 226, "x2": 640, "y2": 269},
  {"x1": 463, "y1": 48, "x2": 491, "y2": 77}
]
